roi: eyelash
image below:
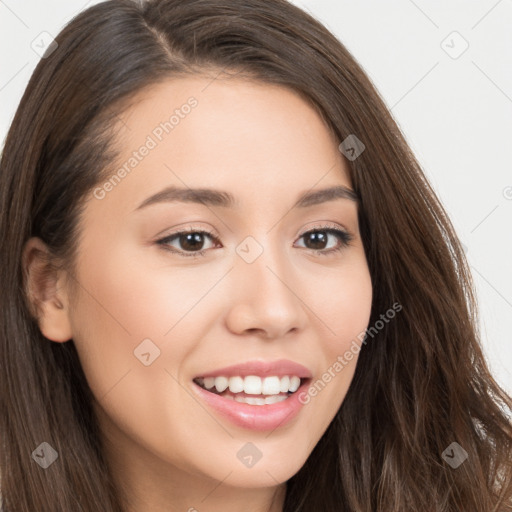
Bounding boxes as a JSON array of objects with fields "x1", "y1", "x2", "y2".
[{"x1": 156, "y1": 224, "x2": 354, "y2": 259}]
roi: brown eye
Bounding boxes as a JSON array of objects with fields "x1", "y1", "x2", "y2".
[
  {"x1": 295, "y1": 227, "x2": 353, "y2": 255},
  {"x1": 303, "y1": 231, "x2": 329, "y2": 250},
  {"x1": 157, "y1": 229, "x2": 218, "y2": 257},
  {"x1": 177, "y1": 232, "x2": 208, "y2": 251}
]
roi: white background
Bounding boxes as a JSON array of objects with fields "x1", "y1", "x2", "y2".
[{"x1": 1, "y1": 0, "x2": 511, "y2": 394}]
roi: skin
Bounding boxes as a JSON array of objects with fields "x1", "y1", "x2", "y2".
[{"x1": 23, "y1": 74, "x2": 373, "y2": 512}]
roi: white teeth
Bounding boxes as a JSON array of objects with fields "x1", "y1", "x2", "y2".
[
  {"x1": 279, "y1": 376, "x2": 290, "y2": 393},
  {"x1": 198, "y1": 375, "x2": 304, "y2": 395},
  {"x1": 233, "y1": 395, "x2": 288, "y2": 405},
  {"x1": 262, "y1": 376, "x2": 281, "y2": 395},
  {"x1": 228, "y1": 376, "x2": 244, "y2": 393},
  {"x1": 214, "y1": 376, "x2": 229, "y2": 393},
  {"x1": 244, "y1": 376, "x2": 262, "y2": 394},
  {"x1": 264, "y1": 395, "x2": 288, "y2": 404},
  {"x1": 204, "y1": 377, "x2": 215, "y2": 389},
  {"x1": 289, "y1": 376, "x2": 301, "y2": 393}
]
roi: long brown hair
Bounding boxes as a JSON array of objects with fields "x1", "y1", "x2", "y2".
[{"x1": 1, "y1": 0, "x2": 511, "y2": 510}]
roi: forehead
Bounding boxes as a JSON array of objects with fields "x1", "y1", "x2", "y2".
[{"x1": 92, "y1": 75, "x2": 352, "y2": 215}]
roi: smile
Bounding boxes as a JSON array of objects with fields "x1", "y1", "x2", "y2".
[
  {"x1": 191, "y1": 359, "x2": 313, "y2": 431},
  {"x1": 193, "y1": 375, "x2": 304, "y2": 405}
]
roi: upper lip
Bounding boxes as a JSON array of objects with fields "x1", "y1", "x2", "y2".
[{"x1": 194, "y1": 359, "x2": 313, "y2": 379}]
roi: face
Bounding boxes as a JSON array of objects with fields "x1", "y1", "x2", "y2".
[{"x1": 36, "y1": 75, "x2": 372, "y2": 499}]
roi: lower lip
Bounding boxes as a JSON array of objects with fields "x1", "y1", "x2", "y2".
[{"x1": 192, "y1": 380, "x2": 310, "y2": 431}]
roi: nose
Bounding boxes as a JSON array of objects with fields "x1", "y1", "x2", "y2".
[{"x1": 224, "y1": 244, "x2": 308, "y2": 340}]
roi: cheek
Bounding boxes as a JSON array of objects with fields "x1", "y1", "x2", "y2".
[
  {"x1": 295, "y1": 256, "x2": 372, "y2": 420},
  {"x1": 67, "y1": 241, "x2": 231, "y2": 404},
  {"x1": 305, "y1": 255, "x2": 373, "y2": 348},
  {"x1": 72, "y1": 241, "x2": 217, "y2": 337},
  {"x1": 67, "y1": 249, "x2": 220, "y2": 460}
]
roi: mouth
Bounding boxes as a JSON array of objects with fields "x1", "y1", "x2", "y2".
[
  {"x1": 190, "y1": 359, "x2": 313, "y2": 430},
  {"x1": 193, "y1": 375, "x2": 309, "y2": 406}
]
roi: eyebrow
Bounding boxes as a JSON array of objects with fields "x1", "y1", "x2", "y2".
[{"x1": 134, "y1": 184, "x2": 359, "y2": 212}]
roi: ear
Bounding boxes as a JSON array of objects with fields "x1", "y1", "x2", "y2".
[{"x1": 22, "y1": 237, "x2": 73, "y2": 343}]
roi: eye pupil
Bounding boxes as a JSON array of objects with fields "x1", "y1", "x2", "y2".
[
  {"x1": 306, "y1": 231, "x2": 327, "y2": 250},
  {"x1": 180, "y1": 233, "x2": 205, "y2": 251}
]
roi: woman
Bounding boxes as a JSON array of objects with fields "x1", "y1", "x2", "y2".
[{"x1": 1, "y1": 0, "x2": 511, "y2": 510}]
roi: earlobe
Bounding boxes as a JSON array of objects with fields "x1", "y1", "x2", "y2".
[{"x1": 22, "y1": 237, "x2": 73, "y2": 343}]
